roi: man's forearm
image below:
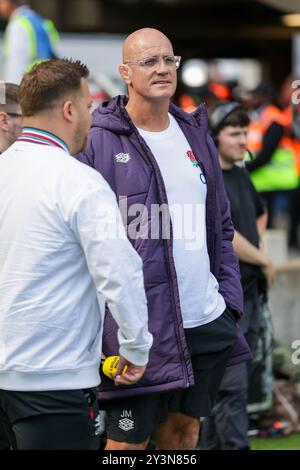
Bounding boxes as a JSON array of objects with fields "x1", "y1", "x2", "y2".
[
  {"x1": 233, "y1": 230, "x2": 269, "y2": 267},
  {"x1": 256, "y1": 212, "x2": 268, "y2": 239}
]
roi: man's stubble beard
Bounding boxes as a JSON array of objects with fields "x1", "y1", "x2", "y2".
[{"x1": 73, "y1": 122, "x2": 89, "y2": 155}]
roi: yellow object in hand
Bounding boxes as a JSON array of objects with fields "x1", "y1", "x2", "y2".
[{"x1": 102, "y1": 356, "x2": 128, "y2": 380}]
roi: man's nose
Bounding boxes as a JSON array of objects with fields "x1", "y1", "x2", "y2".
[
  {"x1": 156, "y1": 57, "x2": 169, "y2": 73},
  {"x1": 240, "y1": 134, "x2": 247, "y2": 145}
]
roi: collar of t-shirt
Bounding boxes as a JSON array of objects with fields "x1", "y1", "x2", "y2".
[{"x1": 136, "y1": 113, "x2": 176, "y2": 140}]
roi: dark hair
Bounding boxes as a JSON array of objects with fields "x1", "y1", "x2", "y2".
[
  {"x1": 209, "y1": 101, "x2": 250, "y2": 136},
  {"x1": 19, "y1": 58, "x2": 89, "y2": 117},
  {"x1": 0, "y1": 83, "x2": 20, "y2": 111}
]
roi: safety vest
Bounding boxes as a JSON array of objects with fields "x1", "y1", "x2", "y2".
[
  {"x1": 3, "y1": 8, "x2": 59, "y2": 72},
  {"x1": 283, "y1": 106, "x2": 300, "y2": 178},
  {"x1": 291, "y1": 140, "x2": 300, "y2": 177},
  {"x1": 247, "y1": 104, "x2": 299, "y2": 192}
]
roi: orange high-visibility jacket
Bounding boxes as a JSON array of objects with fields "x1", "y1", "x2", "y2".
[{"x1": 247, "y1": 104, "x2": 298, "y2": 191}]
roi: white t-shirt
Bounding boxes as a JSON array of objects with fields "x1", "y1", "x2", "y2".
[{"x1": 138, "y1": 114, "x2": 226, "y2": 328}]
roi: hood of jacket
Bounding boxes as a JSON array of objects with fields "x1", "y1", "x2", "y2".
[{"x1": 91, "y1": 94, "x2": 208, "y2": 136}]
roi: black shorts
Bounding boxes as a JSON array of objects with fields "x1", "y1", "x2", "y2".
[
  {"x1": 103, "y1": 307, "x2": 238, "y2": 444},
  {"x1": 0, "y1": 388, "x2": 101, "y2": 450}
]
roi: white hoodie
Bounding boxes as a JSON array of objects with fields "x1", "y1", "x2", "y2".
[{"x1": 0, "y1": 133, "x2": 152, "y2": 391}]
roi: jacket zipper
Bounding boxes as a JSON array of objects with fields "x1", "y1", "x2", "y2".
[{"x1": 130, "y1": 129, "x2": 191, "y2": 388}]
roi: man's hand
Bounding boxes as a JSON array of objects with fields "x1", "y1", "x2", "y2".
[{"x1": 114, "y1": 355, "x2": 146, "y2": 387}]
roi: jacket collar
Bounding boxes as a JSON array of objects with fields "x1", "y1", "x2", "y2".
[{"x1": 92, "y1": 95, "x2": 208, "y2": 135}]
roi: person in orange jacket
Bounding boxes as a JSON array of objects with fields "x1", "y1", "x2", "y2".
[
  {"x1": 246, "y1": 82, "x2": 298, "y2": 229},
  {"x1": 283, "y1": 104, "x2": 300, "y2": 249}
]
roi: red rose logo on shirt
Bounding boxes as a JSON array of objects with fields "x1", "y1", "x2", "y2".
[{"x1": 187, "y1": 150, "x2": 200, "y2": 168}]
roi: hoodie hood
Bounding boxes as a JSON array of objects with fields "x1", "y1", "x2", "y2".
[{"x1": 91, "y1": 95, "x2": 208, "y2": 135}]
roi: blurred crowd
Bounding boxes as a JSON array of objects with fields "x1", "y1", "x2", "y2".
[{"x1": 176, "y1": 77, "x2": 300, "y2": 253}]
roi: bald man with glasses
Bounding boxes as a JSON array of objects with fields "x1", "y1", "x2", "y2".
[{"x1": 77, "y1": 27, "x2": 251, "y2": 450}]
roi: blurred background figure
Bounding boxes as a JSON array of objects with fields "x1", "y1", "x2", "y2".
[
  {"x1": 0, "y1": 81, "x2": 20, "y2": 450},
  {"x1": 246, "y1": 81, "x2": 299, "y2": 236},
  {"x1": 0, "y1": 0, "x2": 59, "y2": 84},
  {"x1": 0, "y1": 82, "x2": 21, "y2": 154},
  {"x1": 202, "y1": 102, "x2": 275, "y2": 450},
  {"x1": 278, "y1": 76, "x2": 300, "y2": 251}
]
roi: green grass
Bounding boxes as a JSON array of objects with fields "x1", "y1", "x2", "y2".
[{"x1": 251, "y1": 433, "x2": 300, "y2": 450}]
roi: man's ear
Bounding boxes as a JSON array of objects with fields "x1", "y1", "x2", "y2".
[
  {"x1": 62, "y1": 100, "x2": 74, "y2": 123},
  {"x1": 0, "y1": 112, "x2": 9, "y2": 132},
  {"x1": 119, "y1": 64, "x2": 131, "y2": 85}
]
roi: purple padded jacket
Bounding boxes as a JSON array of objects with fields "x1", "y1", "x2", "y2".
[{"x1": 77, "y1": 95, "x2": 251, "y2": 400}]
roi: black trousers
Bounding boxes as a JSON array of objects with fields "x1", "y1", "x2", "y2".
[
  {"x1": 288, "y1": 184, "x2": 300, "y2": 248},
  {"x1": 0, "y1": 388, "x2": 101, "y2": 450},
  {"x1": 0, "y1": 420, "x2": 10, "y2": 450}
]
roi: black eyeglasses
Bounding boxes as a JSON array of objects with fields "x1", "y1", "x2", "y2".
[{"x1": 7, "y1": 112, "x2": 22, "y2": 118}]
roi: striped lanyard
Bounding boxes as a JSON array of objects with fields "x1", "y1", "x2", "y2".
[{"x1": 18, "y1": 128, "x2": 70, "y2": 154}]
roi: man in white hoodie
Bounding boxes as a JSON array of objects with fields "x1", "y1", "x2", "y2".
[{"x1": 0, "y1": 58, "x2": 152, "y2": 450}]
